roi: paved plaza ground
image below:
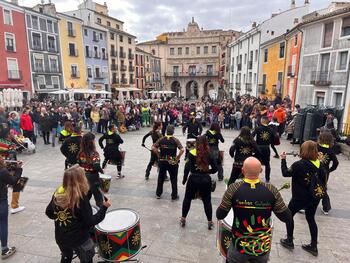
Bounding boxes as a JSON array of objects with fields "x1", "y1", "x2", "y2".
[{"x1": 4, "y1": 128, "x2": 350, "y2": 263}]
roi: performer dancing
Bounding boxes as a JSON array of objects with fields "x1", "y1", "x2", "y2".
[
  {"x1": 78, "y1": 133, "x2": 104, "y2": 208},
  {"x1": 182, "y1": 112, "x2": 202, "y2": 158},
  {"x1": 181, "y1": 136, "x2": 218, "y2": 230},
  {"x1": 205, "y1": 123, "x2": 224, "y2": 181},
  {"x1": 98, "y1": 124, "x2": 124, "y2": 178},
  {"x1": 0, "y1": 157, "x2": 23, "y2": 259},
  {"x1": 280, "y1": 141, "x2": 327, "y2": 257},
  {"x1": 60, "y1": 124, "x2": 82, "y2": 169},
  {"x1": 142, "y1": 122, "x2": 162, "y2": 180},
  {"x1": 46, "y1": 165, "x2": 111, "y2": 263},
  {"x1": 252, "y1": 116, "x2": 274, "y2": 182},
  {"x1": 152, "y1": 125, "x2": 184, "y2": 200},
  {"x1": 59, "y1": 121, "x2": 73, "y2": 142},
  {"x1": 317, "y1": 132, "x2": 339, "y2": 215},
  {"x1": 228, "y1": 126, "x2": 260, "y2": 185}
]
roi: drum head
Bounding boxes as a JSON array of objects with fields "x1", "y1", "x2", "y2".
[
  {"x1": 223, "y1": 209, "x2": 233, "y2": 227},
  {"x1": 99, "y1": 174, "x2": 112, "y2": 180},
  {"x1": 97, "y1": 209, "x2": 139, "y2": 233}
]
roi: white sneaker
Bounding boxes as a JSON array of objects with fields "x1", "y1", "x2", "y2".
[
  {"x1": 321, "y1": 208, "x2": 329, "y2": 215},
  {"x1": 10, "y1": 206, "x2": 25, "y2": 214}
]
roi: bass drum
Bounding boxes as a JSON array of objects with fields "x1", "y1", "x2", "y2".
[
  {"x1": 95, "y1": 209, "x2": 142, "y2": 262},
  {"x1": 217, "y1": 209, "x2": 233, "y2": 259}
]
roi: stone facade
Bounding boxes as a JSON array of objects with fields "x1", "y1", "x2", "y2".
[{"x1": 137, "y1": 18, "x2": 239, "y2": 99}]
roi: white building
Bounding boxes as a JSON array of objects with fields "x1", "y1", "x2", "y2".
[{"x1": 228, "y1": 1, "x2": 310, "y2": 97}]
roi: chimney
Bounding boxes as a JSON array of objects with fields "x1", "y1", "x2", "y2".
[
  {"x1": 252, "y1": 21, "x2": 257, "y2": 28},
  {"x1": 291, "y1": 0, "x2": 296, "y2": 9},
  {"x1": 11, "y1": 0, "x2": 18, "y2": 5},
  {"x1": 192, "y1": 17, "x2": 195, "y2": 23},
  {"x1": 305, "y1": 0, "x2": 310, "y2": 4}
]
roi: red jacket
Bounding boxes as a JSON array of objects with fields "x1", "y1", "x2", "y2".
[
  {"x1": 20, "y1": 114, "x2": 33, "y2": 131},
  {"x1": 273, "y1": 108, "x2": 286, "y2": 124}
]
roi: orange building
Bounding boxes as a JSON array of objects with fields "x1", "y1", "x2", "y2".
[{"x1": 284, "y1": 28, "x2": 302, "y2": 106}]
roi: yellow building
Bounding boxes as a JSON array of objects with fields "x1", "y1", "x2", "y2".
[
  {"x1": 260, "y1": 36, "x2": 287, "y2": 99},
  {"x1": 58, "y1": 13, "x2": 87, "y2": 89}
]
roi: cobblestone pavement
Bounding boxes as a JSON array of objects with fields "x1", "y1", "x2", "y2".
[{"x1": 4, "y1": 128, "x2": 350, "y2": 263}]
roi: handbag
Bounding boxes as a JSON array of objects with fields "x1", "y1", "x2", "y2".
[
  {"x1": 211, "y1": 179, "x2": 216, "y2": 192},
  {"x1": 76, "y1": 238, "x2": 95, "y2": 262}
]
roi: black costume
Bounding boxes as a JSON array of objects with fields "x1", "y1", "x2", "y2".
[
  {"x1": 252, "y1": 124, "x2": 274, "y2": 182},
  {"x1": 46, "y1": 187, "x2": 107, "y2": 263},
  {"x1": 228, "y1": 136, "x2": 260, "y2": 185},
  {"x1": 205, "y1": 129, "x2": 224, "y2": 180},
  {"x1": 142, "y1": 130, "x2": 162, "y2": 179},
  {"x1": 154, "y1": 135, "x2": 183, "y2": 199},
  {"x1": 318, "y1": 144, "x2": 339, "y2": 212},
  {"x1": 182, "y1": 149, "x2": 217, "y2": 221},
  {"x1": 60, "y1": 133, "x2": 82, "y2": 169},
  {"x1": 98, "y1": 131, "x2": 124, "y2": 176},
  {"x1": 182, "y1": 118, "x2": 203, "y2": 139}
]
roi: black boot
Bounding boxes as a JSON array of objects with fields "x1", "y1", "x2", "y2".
[
  {"x1": 280, "y1": 237, "x2": 294, "y2": 249},
  {"x1": 302, "y1": 244, "x2": 318, "y2": 257}
]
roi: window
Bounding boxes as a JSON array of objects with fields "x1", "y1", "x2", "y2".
[
  {"x1": 332, "y1": 92, "x2": 343, "y2": 106},
  {"x1": 119, "y1": 35, "x2": 123, "y2": 42},
  {"x1": 49, "y1": 57, "x2": 58, "y2": 72},
  {"x1": 189, "y1": 65, "x2": 196, "y2": 75},
  {"x1": 110, "y1": 33, "x2": 114, "y2": 40},
  {"x1": 173, "y1": 66, "x2": 179, "y2": 74},
  {"x1": 315, "y1": 91, "x2": 325, "y2": 106},
  {"x1": 341, "y1": 16, "x2": 350, "y2": 37},
  {"x1": 271, "y1": 31, "x2": 275, "y2": 36},
  {"x1": 3, "y1": 9, "x2": 12, "y2": 25},
  {"x1": 204, "y1": 46, "x2": 208, "y2": 54},
  {"x1": 254, "y1": 73, "x2": 257, "y2": 83},
  {"x1": 255, "y1": 50, "x2": 258, "y2": 62},
  {"x1": 294, "y1": 34, "x2": 298, "y2": 46},
  {"x1": 323, "y1": 22, "x2": 333, "y2": 47},
  {"x1": 39, "y1": 18, "x2": 46, "y2": 31},
  {"x1": 85, "y1": 46, "x2": 90, "y2": 57},
  {"x1": 185, "y1": 47, "x2": 189, "y2": 55},
  {"x1": 37, "y1": 75, "x2": 45, "y2": 89},
  {"x1": 279, "y1": 42, "x2": 285, "y2": 58},
  {"x1": 67, "y1": 22, "x2": 74, "y2": 37},
  {"x1": 32, "y1": 33, "x2": 42, "y2": 50},
  {"x1": 7, "y1": 58, "x2": 19, "y2": 79},
  {"x1": 249, "y1": 51, "x2": 253, "y2": 62},
  {"x1": 32, "y1": 16, "x2": 38, "y2": 29},
  {"x1": 244, "y1": 54, "x2": 247, "y2": 64},
  {"x1": 47, "y1": 21, "x2": 53, "y2": 33},
  {"x1": 69, "y1": 43, "x2": 76, "y2": 56},
  {"x1": 100, "y1": 33, "x2": 103, "y2": 40},
  {"x1": 97, "y1": 18, "x2": 101, "y2": 24},
  {"x1": 170, "y1": 48, "x2": 174, "y2": 55},
  {"x1": 5, "y1": 33, "x2": 15, "y2": 52},
  {"x1": 262, "y1": 74, "x2": 267, "y2": 92},
  {"x1": 178, "y1": 47, "x2": 182, "y2": 55},
  {"x1": 51, "y1": 76, "x2": 60, "y2": 89},
  {"x1": 83, "y1": 29, "x2": 87, "y2": 36},
  {"x1": 338, "y1": 51, "x2": 348, "y2": 70},
  {"x1": 107, "y1": 21, "x2": 111, "y2": 27},
  {"x1": 47, "y1": 36, "x2": 56, "y2": 51},
  {"x1": 277, "y1": 72, "x2": 283, "y2": 93},
  {"x1": 212, "y1": 46, "x2": 217, "y2": 53},
  {"x1": 95, "y1": 67, "x2": 101, "y2": 78},
  {"x1": 196, "y1": 46, "x2": 200, "y2": 54},
  {"x1": 71, "y1": 65, "x2": 78, "y2": 77},
  {"x1": 264, "y1": 49, "x2": 268, "y2": 63},
  {"x1": 128, "y1": 37, "x2": 132, "y2": 44},
  {"x1": 34, "y1": 56, "x2": 44, "y2": 72},
  {"x1": 207, "y1": 65, "x2": 213, "y2": 74},
  {"x1": 116, "y1": 24, "x2": 120, "y2": 30}
]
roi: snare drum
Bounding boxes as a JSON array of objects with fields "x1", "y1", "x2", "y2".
[
  {"x1": 99, "y1": 174, "x2": 112, "y2": 193},
  {"x1": 95, "y1": 209, "x2": 142, "y2": 262},
  {"x1": 217, "y1": 209, "x2": 233, "y2": 259},
  {"x1": 186, "y1": 138, "x2": 196, "y2": 150}
]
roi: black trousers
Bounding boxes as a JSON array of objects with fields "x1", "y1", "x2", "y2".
[
  {"x1": 228, "y1": 164, "x2": 243, "y2": 185},
  {"x1": 58, "y1": 243, "x2": 93, "y2": 263},
  {"x1": 286, "y1": 198, "x2": 320, "y2": 246},
  {"x1": 145, "y1": 152, "x2": 158, "y2": 176},
  {"x1": 42, "y1": 131, "x2": 50, "y2": 144},
  {"x1": 156, "y1": 161, "x2": 178, "y2": 199},
  {"x1": 322, "y1": 173, "x2": 331, "y2": 212},
  {"x1": 258, "y1": 146, "x2": 271, "y2": 181},
  {"x1": 86, "y1": 173, "x2": 103, "y2": 208}
]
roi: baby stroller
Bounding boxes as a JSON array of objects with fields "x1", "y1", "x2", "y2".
[{"x1": 14, "y1": 135, "x2": 36, "y2": 154}]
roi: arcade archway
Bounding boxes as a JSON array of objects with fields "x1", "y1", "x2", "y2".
[
  {"x1": 171, "y1": 81, "x2": 181, "y2": 97},
  {"x1": 186, "y1": 80, "x2": 198, "y2": 99}
]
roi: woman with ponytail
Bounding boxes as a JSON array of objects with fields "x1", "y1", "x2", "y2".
[{"x1": 180, "y1": 135, "x2": 217, "y2": 230}]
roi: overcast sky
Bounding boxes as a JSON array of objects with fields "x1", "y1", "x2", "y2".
[{"x1": 19, "y1": 0, "x2": 334, "y2": 41}]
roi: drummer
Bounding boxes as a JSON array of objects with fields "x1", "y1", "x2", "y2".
[
  {"x1": 216, "y1": 157, "x2": 292, "y2": 263},
  {"x1": 182, "y1": 112, "x2": 202, "y2": 159},
  {"x1": 98, "y1": 124, "x2": 124, "y2": 179},
  {"x1": 60, "y1": 124, "x2": 82, "y2": 169},
  {"x1": 46, "y1": 165, "x2": 111, "y2": 263}
]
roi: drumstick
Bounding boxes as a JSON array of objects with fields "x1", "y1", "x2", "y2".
[
  {"x1": 98, "y1": 187, "x2": 108, "y2": 202},
  {"x1": 142, "y1": 145, "x2": 152, "y2": 151}
]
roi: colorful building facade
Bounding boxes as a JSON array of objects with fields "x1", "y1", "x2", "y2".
[
  {"x1": 58, "y1": 13, "x2": 86, "y2": 89},
  {"x1": 0, "y1": 1, "x2": 32, "y2": 97},
  {"x1": 260, "y1": 36, "x2": 287, "y2": 99}
]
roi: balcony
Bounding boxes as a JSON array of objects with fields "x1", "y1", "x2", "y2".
[
  {"x1": 32, "y1": 45, "x2": 43, "y2": 51},
  {"x1": 129, "y1": 66, "x2": 135, "y2": 71},
  {"x1": 287, "y1": 66, "x2": 295, "y2": 77},
  {"x1": 120, "y1": 52, "x2": 126, "y2": 58},
  {"x1": 128, "y1": 53, "x2": 134, "y2": 60},
  {"x1": 94, "y1": 72, "x2": 107, "y2": 79},
  {"x1": 246, "y1": 83, "x2": 252, "y2": 92},
  {"x1": 310, "y1": 71, "x2": 331, "y2": 86},
  {"x1": 207, "y1": 71, "x2": 214, "y2": 76},
  {"x1": 8, "y1": 70, "x2": 22, "y2": 80},
  {"x1": 110, "y1": 50, "x2": 117, "y2": 57},
  {"x1": 248, "y1": 61, "x2": 253, "y2": 70},
  {"x1": 93, "y1": 34, "x2": 99, "y2": 42},
  {"x1": 102, "y1": 53, "x2": 108, "y2": 60},
  {"x1": 48, "y1": 46, "x2": 57, "y2": 53},
  {"x1": 112, "y1": 78, "x2": 119, "y2": 84},
  {"x1": 237, "y1": 63, "x2": 242, "y2": 71},
  {"x1": 165, "y1": 71, "x2": 219, "y2": 77},
  {"x1": 53, "y1": 84, "x2": 60, "y2": 90},
  {"x1": 50, "y1": 67, "x2": 60, "y2": 73},
  {"x1": 120, "y1": 65, "x2": 127, "y2": 71},
  {"x1": 235, "y1": 83, "x2": 241, "y2": 90},
  {"x1": 6, "y1": 45, "x2": 15, "y2": 52},
  {"x1": 94, "y1": 51, "x2": 101, "y2": 59},
  {"x1": 189, "y1": 72, "x2": 196, "y2": 76},
  {"x1": 34, "y1": 67, "x2": 45, "y2": 73},
  {"x1": 71, "y1": 71, "x2": 80, "y2": 78},
  {"x1": 69, "y1": 49, "x2": 78, "y2": 57},
  {"x1": 68, "y1": 29, "x2": 76, "y2": 37},
  {"x1": 111, "y1": 64, "x2": 118, "y2": 71}
]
